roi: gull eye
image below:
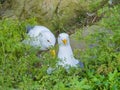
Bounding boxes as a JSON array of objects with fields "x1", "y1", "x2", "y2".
[{"x1": 47, "y1": 40, "x2": 50, "y2": 42}]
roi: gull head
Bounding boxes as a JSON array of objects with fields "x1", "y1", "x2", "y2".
[
  {"x1": 58, "y1": 33, "x2": 70, "y2": 46},
  {"x1": 40, "y1": 31, "x2": 56, "y2": 50}
]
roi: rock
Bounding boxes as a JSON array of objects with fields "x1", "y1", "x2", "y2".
[
  {"x1": 0, "y1": 0, "x2": 79, "y2": 20},
  {"x1": 70, "y1": 25, "x2": 113, "y2": 51},
  {"x1": 47, "y1": 67, "x2": 55, "y2": 75},
  {"x1": 70, "y1": 38, "x2": 86, "y2": 51}
]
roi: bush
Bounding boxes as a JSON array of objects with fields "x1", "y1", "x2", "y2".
[{"x1": 0, "y1": 4, "x2": 120, "y2": 90}]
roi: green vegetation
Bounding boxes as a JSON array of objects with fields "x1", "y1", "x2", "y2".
[{"x1": 0, "y1": 1, "x2": 120, "y2": 90}]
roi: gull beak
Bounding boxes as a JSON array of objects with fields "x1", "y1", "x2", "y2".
[
  {"x1": 50, "y1": 49, "x2": 56, "y2": 57},
  {"x1": 62, "y1": 39, "x2": 67, "y2": 45}
]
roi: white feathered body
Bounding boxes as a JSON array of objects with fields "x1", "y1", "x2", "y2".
[
  {"x1": 58, "y1": 45, "x2": 79, "y2": 67},
  {"x1": 57, "y1": 33, "x2": 79, "y2": 67},
  {"x1": 23, "y1": 26, "x2": 56, "y2": 50}
]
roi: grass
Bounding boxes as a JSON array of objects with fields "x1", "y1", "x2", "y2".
[{"x1": 0, "y1": 3, "x2": 120, "y2": 90}]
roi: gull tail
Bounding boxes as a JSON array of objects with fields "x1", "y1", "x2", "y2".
[
  {"x1": 78, "y1": 61, "x2": 84, "y2": 68},
  {"x1": 26, "y1": 25, "x2": 34, "y2": 33}
]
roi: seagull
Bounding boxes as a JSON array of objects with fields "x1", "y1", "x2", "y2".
[
  {"x1": 57, "y1": 33, "x2": 84, "y2": 68},
  {"x1": 23, "y1": 25, "x2": 56, "y2": 51}
]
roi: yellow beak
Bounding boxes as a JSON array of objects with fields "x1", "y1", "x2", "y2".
[
  {"x1": 50, "y1": 50, "x2": 56, "y2": 57},
  {"x1": 62, "y1": 39, "x2": 67, "y2": 45}
]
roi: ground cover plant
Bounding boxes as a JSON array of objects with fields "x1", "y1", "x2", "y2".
[{"x1": 0, "y1": 3, "x2": 120, "y2": 90}]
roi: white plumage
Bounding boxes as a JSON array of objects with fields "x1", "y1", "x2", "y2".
[
  {"x1": 57, "y1": 33, "x2": 83, "y2": 68},
  {"x1": 23, "y1": 26, "x2": 56, "y2": 50}
]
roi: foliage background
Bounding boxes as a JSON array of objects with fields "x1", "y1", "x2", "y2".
[{"x1": 0, "y1": 0, "x2": 120, "y2": 89}]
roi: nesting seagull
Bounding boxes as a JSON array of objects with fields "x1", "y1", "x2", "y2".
[
  {"x1": 57, "y1": 33, "x2": 84, "y2": 68},
  {"x1": 23, "y1": 25, "x2": 56, "y2": 51}
]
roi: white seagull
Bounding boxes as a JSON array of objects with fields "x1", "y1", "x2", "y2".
[
  {"x1": 57, "y1": 33, "x2": 84, "y2": 68},
  {"x1": 23, "y1": 25, "x2": 56, "y2": 51}
]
